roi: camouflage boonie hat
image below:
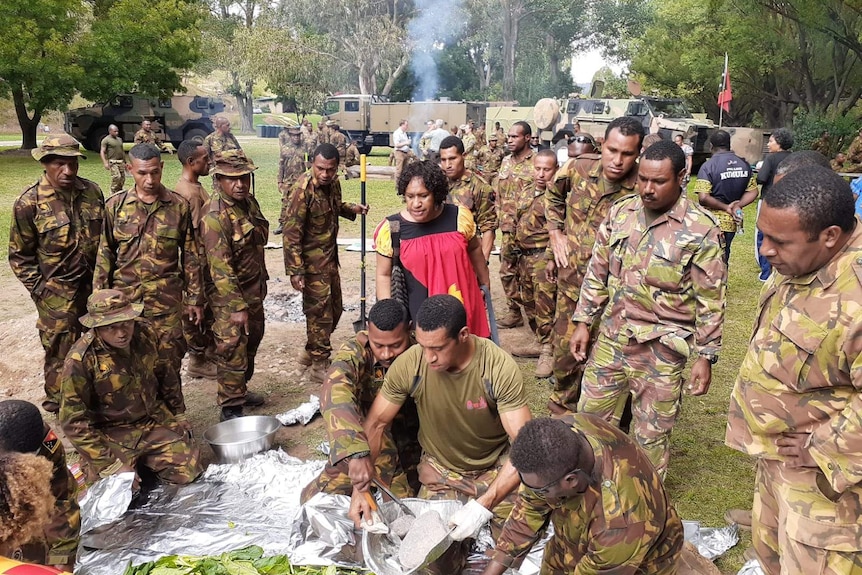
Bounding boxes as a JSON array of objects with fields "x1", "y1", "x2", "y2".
[
  {"x1": 212, "y1": 149, "x2": 258, "y2": 177},
  {"x1": 325, "y1": 120, "x2": 336, "y2": 127},
  {"x1": 31, "y1": 134, "x2": 86, "y2": 161},
  {"x1": 287, "y1": 126, "x2": 301, "y2": 134},
  {"x1": 80, "y1": 289, "x2": 143, "y2": 328},
  {"x1": 488, "y1": 134, "x2": 498, "y2": 141}
]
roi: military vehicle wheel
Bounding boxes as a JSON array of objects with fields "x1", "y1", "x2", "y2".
[
  {"x1": 85, "y1": 128, "x2": 109, "y2": 153},
  {"x1": 183, "y1": 127, "x2": 209, "y2": 143}
]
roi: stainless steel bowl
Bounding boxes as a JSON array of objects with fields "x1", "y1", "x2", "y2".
[
  {"x1": 203, "y1": 415, "x2": 281, "y2": 463},
  {"x1": 362, "y1": 498, "x2": 463, "y2": 575}
]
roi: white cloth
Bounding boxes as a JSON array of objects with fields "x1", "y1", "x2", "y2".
[{"x1": 392, "y1": 127, "x2": 410, "y2": 152}]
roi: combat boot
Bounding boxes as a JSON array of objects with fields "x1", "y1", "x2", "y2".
[
  {"x1": 220, "y1": 406, "x2": 244, "y2": 421},
  {"x1": 297, "y1": 349, "x2": 313, "y2": 367},
  {"x1": 496, "y1": 308, "x2": 524, "y2": 329},
  {"x1": 243, "y1": 391, "x2": 266, "y2": 407},
  {"x1": 186, "y1": 353, "x2": 217, "y2": 379},
  {"x1": 510, "y1": 341, "x2": 541, "y2": 358},
  {"x1": 535, "y1": 344, "x2": 554, "y2": 379},
  {"x1": 724, "y1": 508, "x2": 752, "y2": 531},
  {"x1": 309, "y1": 359, "x2": 331, "y2": 384}
]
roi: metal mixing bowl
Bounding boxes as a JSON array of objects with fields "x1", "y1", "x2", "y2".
[{"x1": 203, "y1": 415, "x2": 281, "y2": 463}]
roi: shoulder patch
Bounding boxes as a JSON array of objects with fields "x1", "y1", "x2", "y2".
[
  {"x1": 42, "y1": 428, "x2": 60, "y2": 454},
  {"x1": 68, "y1": 331, "x2": 96, "y2": 360}
]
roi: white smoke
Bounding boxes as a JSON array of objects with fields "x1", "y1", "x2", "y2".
[{"x1": 408, "y1": 0, "x2": 465, "y2": 102}]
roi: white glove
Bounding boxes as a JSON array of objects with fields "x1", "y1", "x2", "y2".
[{"x1": 447, "y1": 499, "x2": 493, "y2": 541}]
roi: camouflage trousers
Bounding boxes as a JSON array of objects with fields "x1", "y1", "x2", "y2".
[
  {"x1": 517, "y1": 251, "x2": 556, "y2": 344},
  {"x1": 417, "y1": 452, "x2": 516, "y2": 542},
  {"x1": 182, "y1": 301, "x2": 215, "y2": 358},
  {"x1": 108, "y1": 160, "x2": 125, "y2": 194},
  {"x1": 34, "y1": 289, "x2": 89, "y2": 409},
  {"x1": 277, "y1": 179, "x2": 303, "y2": 226},
  {"x1": 577, "y1": 333, "x2": 686, "y2": 479},
  {"x1": 300, "y1": 430, "x2": 416, "y2": 504},
  {"x1": 211, "y1": 300, "x2": 265, "y2": 406},
  {"x1": 550, "y1": 289, "x2": 586, "y2": 411},
  {"x1": 98, "y1": 418, "x2": 201, "y2": 485},
  {"x1": 753, "y1": 458, "x2": 862, "y2": 575},
  {"x1": 499, "y1": 232, "x2": 523, "y2": 312},
  {"x1": 148, "y1": 311, "x2": 187, "y2": 414},
  {"x1": 539, "y1": 505, "x2": 682, "y2": 575},
  {"x1": 303, "y1": 263, "x2": 343, "y2": 361}
]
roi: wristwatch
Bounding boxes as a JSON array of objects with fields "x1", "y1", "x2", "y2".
[{"x1": 699, "y1": 353, "x2": 718, "y2": 365}]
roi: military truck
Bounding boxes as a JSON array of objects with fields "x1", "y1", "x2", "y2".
[
  {"x1": 322, "y1": 94, "x2": 488, "y2": 154},
  {"x1": 65, "y1": 94, "x2": 225, "y2": 152},
  {"x1": 528, "y1": 95, "x2": 717, "y2": 168}
]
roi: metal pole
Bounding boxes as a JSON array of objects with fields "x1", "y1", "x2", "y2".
[{"x1": 359, "y1": 154, "x2": 367, "y2": 330}]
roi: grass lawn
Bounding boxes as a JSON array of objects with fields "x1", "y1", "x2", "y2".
[{"x1": 0, "y1": 140, "x2": 757, "y2": 572}]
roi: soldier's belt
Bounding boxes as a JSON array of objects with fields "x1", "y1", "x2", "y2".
[{"x1": 518, "y1": 247, "x2": 546, "y2": 256}]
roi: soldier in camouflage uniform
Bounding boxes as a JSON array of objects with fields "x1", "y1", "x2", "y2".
[
  {"x1": 0, "y1": 400, "x2": 80, "y2": 571},
  {"x1": 349, "y1": 296, "x2": 532, "y2": 542},
  {"x1": 59, "y1": 289, "x2": 201, "y2": 490},
  {"x1": 174, "y1": 140, "x2": 218, "y2": 379},
  {"x1": 274, "y1": 127, "x2": 309, "y2": 235},
  {"x1": 328, "y1": 120, "x2": 348, "y2": 172},
  {"x1": 100, "y1": 124, "x2": 126, "y2": 194},
  {"x1": 725, "y1": 167, "x2": 862, "y2": 575},
  {"x1": 571, "y1": 141, "x2": 726, "y2": 478},
  {"x1": 301, "y1": 299, "x2": 420, "y2": 502},
  {"x1": 483, "y1": 415, "x2": 683, "y2": 575},
  {"x1": 439, "y1": 135, "x2": 498, "y2": 261},
  {"x1": 513, "y1": 150, "x2": 558, "y2": 377},
  {"x1": 94, "y1": 143, "x2": 203, "y2": 422},
  {"x1": 8, "y1": 135, "x2": 105, "y2": 413},
  {"x1": 344, "y1": 140, "x2": 361, "y2": 168},
  {"x1": 317, "y1": 120, "x2": 330, "y2": 145},
  {"x1": 495, "y1": 121, "x2": 535, "y2": 329},
  {"x1": 200, "y1": 150, "x2": 270, "y2": 421},
  {"x1": 478, "y1": 135, "x2": 504, "y2": 183},
  {"x1": 133, "y1": 119, "x2": 163, "y2": 149},
  {"x1": 282, "y1": 143, "x2": 369, "y2": 383},
  {"x1": 462, "y1": 124, "x2": 478, "y2": 171},
  {"x1": 203, "y1": 116, "x2": 242, "y2": 166},
  {"x1": 546, "y1": 117, "x2": 643, "y2": 414},
  {"x1": 845, "y1": 127, "x2": 862, "y2": 172}
]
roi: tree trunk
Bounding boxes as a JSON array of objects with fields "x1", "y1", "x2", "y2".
[
  {"x1": 235, "y1": 80, "x2": 255, "y2": 134},
  {"x1": 12, "y1": 85, "x2": 41, "y2": 151},
  {"x1": 501, "y1": 0, "x2": 523, "y2": 101},
  {"x1": 546, "y1": 33, "x2": 560, "y2": 89}
]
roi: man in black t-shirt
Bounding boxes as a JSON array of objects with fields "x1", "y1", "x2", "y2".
[{"x1": 694, "y1": 130, "x2": 759, "y2": 264}]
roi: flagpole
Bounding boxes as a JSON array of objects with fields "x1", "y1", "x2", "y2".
[{"x1": 719, "y1": 53, "x2": 728, "y2": 128}]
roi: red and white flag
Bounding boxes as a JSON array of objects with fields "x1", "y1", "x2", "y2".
[{"x1": 718, "y1": 53, "x2": 732, "y2": 113}]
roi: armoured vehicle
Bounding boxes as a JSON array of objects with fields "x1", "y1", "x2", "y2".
[
  {"x1": 529, "y1": 95, "x2": 717, "y2": 168},
  {"x1": 65, "y1": 94, "x2": 225, "y2": 152},
  {"x1": 322, "y1": 94, "x2": 487, "y2": 154}
]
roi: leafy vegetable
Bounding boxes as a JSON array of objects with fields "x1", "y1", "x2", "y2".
[{"x1": 122, "y1": 547, "x2": 364, "y2": 575}]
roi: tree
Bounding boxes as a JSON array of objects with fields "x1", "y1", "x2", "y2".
[
  {"x1": 0, "y1": 0, "x2": 83, "y2": 149},
  {"x1": 77, "y1": 0, "x2": 206, "y2": 100}
]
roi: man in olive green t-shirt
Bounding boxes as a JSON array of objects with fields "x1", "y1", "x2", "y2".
[
  {"x1": 100, "y1": 124, "x2": 126, "y2": 194},
  {"x1": 348, "y1": 295, "x2": 532, "y2": 542}
]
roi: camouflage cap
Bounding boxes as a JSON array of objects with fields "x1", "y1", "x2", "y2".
[
  {"x1": 287, "y1": 126, "x2": 302, "y2": 134},
  {"x1": 80, "y1": 289, "x2": 143, "y2": 328},
  {"x1": 488, "y1": 134, "x2": 498, "y2": 141},
  {"x1": 212, "y1": 149, "x2": 258, "y2": 177},
  {"x1": 31, "y1": 134, "x2": 86, "y2": 161},
  {"x1": 325, "y1": 120, "x2": 336, "y2": 127}
]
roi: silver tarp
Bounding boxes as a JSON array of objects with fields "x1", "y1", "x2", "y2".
[
  {"x1": 78, "y1": 471, "x2": 134, "y2": 535},
  {"x1": 276, "y1": 395, "x2": 320, "y2": 426},
  {"x1": 77, "y1": 450, "x2": 325, "y2": 574}
]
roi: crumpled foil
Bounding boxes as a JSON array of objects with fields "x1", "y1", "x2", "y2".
[
  {"x1": 737, "y1": 558, "x2": 765, "y2": 575},
  {"x1": 289, "y1": 493, "x2": 363, "y2": 568},
  {"x1": 79, "y1": 471, "x2": 135, "y2": 535},
  {"x1": 317, "y1": 441, "x2": 331, "y2": 456},
  {"x1": 77, "y1": 450, "x2": 324, "y2": 575},
  {"x1": 276, "y1": 395, "x2": 320, "y2": 425},
  {"x1": 691, "y1": 523, "x2": 739, "y2": 560}
]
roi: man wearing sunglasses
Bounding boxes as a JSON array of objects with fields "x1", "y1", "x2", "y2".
[
  {"x1": 482, "y1": 415, "x2": 683, "y2": 575},
  {"x1": 567, "y1": 133, "x2": 598, "y2": 159}
]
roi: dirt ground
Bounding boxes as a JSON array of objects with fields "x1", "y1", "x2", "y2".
[{"x1": 0, "y1": 242, "x2": 538, "y2": 467}]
